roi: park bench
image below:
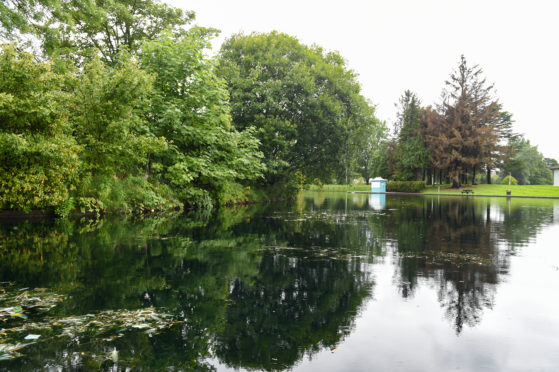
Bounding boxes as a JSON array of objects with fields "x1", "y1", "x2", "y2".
[{"x1": 461, "y1": 189, "x2": 474, "y2": 196}]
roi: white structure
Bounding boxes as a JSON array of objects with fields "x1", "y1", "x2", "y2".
[
  {"x1": 369, "y1": 194, "x2": 386, "y2": 211},
  {"x1": 552, "y1": 166, "x2": 559, "y2": 186}
]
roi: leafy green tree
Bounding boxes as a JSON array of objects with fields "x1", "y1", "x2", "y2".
[
  {"x1": 501, "y1": 135, "x2": 552, "y2": 185},
  {"x1": 73, "y1": 56, "x2": 165, "y2": 177},
  {"x1": 70, "y1": 55, "x2": 178, "y2": 212},
  {"x1": 338, "y1": 98, "x2": 384, "y2": 184},
  {"x1": 392, "y1": 90, "x2": 430, "y2": 181},
  {"x1": 357, "y1": 118, "x2": 389, "y2": 181},
  {"x1": 140, "y1": 31, "x2": 264, "y2": 208},
  {"x1": 0, "y1": 44, "x2": 80, "y2": 211},
  {"x1": 0, "y1": 0, "x2": 194, "y2": 64},
  {"x1": 218, "y1": 31, "x2": 381, "y2": 185},
  {"x1": 544, "y1": 157, "x2": 558, "y2": 168}
]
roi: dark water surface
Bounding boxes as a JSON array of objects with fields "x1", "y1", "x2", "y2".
[{"x1": 1, "y1": 192, "x2": 559, "y2": 371}]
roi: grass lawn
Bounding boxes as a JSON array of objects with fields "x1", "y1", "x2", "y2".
[
  {"x1": 422, "y1": 184, "x2": 559, "y2": 197},
  {"x1": 307, "y1": 184, "x2": 371, "y2": 192},
  {"x1": 308, "y1": 184, "x2": 559, "y2": 197}
]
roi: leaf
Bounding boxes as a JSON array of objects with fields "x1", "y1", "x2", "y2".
[{"x1": 24, "y1": 334, "x2": 40, "y2": 340}]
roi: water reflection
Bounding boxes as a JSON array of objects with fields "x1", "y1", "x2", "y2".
[
  {"x1": 387, "y1": 198, "x2": 503, "y2": 334},
  {"x1": 369, "y1": 193, "x2": 386, "y2": 210},
  {"x1": 0, "y1": 194, "x2": 557, "y2": 370},
  {"x1": 215, "y1": 250, "x2": 372, "y2": 370}
]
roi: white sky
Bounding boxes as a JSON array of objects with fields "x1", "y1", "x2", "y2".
[{"x1": 170, "y1": 0, "x2": 559, "y2": 160}]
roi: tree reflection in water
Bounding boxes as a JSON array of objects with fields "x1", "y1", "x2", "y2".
[
  {"x1": 0, "y1": 194, "x2": 555, "y2": 369},
  {"x1": 387, "y1": 196, "x2": 555, "y2": 334}
]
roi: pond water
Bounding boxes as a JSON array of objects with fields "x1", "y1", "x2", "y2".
[{"x1": 1, "y1": 192, "x2": 559, "y2": 371}]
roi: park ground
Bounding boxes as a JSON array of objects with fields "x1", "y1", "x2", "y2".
[{"x1": 308, "y1": 184, "x2": 559, "y2": 198}]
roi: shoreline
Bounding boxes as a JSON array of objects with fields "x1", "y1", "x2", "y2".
[
  {"x1": 0, "y1": 197, "x2": 294, "y2": 220},
  {"x1": 309, "y1": 190, "x2": 559, "y2": 200}
]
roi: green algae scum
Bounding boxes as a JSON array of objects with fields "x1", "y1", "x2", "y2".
[{"x1": 1, "y1": 192, "x2": 559, "y2": 371}]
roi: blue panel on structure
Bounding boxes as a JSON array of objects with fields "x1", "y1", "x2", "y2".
[{"x1": 370, "y1": 178, "x2": 386, "y2": 193}]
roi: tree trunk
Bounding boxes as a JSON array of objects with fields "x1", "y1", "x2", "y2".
[
  {"x1": 486, "y1": 166, "x2": 491, "y2": 184},
  {"x1": 472, "y1": 166, "x2": 476, "y2": 185},
  {"x1": 439, "y1": 169, "x2": 443, "y2": 184},
  {"x1": 451, "y1": 168, "x2": 461, "y2": 188}
]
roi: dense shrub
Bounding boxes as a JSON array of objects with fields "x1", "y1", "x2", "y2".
[
  {"x1": 500, "y1": 175, "x2": 518, "y2": 185},
  {"x1": 0, "y1": 45, "x2": 81, "y2": 212},
  {"x1": 386, "y1": 181, "x2": 425, "y2": 193}
]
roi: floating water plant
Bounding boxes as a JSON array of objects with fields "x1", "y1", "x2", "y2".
[{"x1": 0, "y1": 284, "x2": 178, "y2": 360}]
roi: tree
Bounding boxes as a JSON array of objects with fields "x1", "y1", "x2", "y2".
[
  {"x1": 501, "y1": 136, "x2": 552, "y2": 185},
  {"x1": 0, "y1": 44, "x2": 80, "y2": 211},
  {"x1": 425, "y1": 56, "x2": 507, "y2": 187},
  {"x1": 544, "y1": 157, "x2": 558, "y2": 168},
  {"x1": 0, "y1": 0, "x2": 194, "y2": 64},
  {"x1": 392, "y1": 90, "x2": 430, "y2": 181},
  {"x1": 217, "y1": 31, "x2": 382, "y2": 186},
  {"x1": 357, "y1": 118, "x2": 388, "y2": 181},
  {"x1": 72, "y1": 56, "x2": 165, "y2": 177},
  {"x1": 140, "y1": 31, "x2": 264, "y2": 208}
]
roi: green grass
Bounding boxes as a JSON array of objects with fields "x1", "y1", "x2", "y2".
[
  {"x1": 308, "y1": 183, "x2": 559, "y2": 197},
  {"x1": 307, "y1": 184, "x2": 371, "y2": 192},
  {"x1": 422, "y1": 184, "x2": 559, "y2": 197}
]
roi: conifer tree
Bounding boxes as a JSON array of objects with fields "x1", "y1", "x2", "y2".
[
  {"x1": 393, "y1": 90, "x2": 430, "y2": 181},
  {"x1": 425, "y1": 56, "x2": 509, "y2": 187}
]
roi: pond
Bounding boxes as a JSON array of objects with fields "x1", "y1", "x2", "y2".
[{"x1": 1, "y1": 192, "x2": 559, "y2": 371}]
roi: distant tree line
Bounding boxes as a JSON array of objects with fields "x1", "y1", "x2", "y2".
[{"x1": 376, "y1": 56, "x2": 554, "y2": 187}]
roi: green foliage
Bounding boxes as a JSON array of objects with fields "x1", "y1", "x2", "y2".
[
  {"x1": 1, "y1": 0, "x2": 195, "y2": 65},
  {"x1": 140, "y1": 31, "x2": 264, "y2": 209},
  {"x1": 294, "y1": 170, "x2": 308, "y2": 190},
  {"x1": 77, "y1": 175, "x2": 180, "y2": 214},
  {"x1": 500, "y1": 175, "x2": 518, "y2": 185},
  {"x1": 75, "y1": 197, "x2": 104, "y2": 215},
  {"x1": 73, "y1": 56, "x2": 166, "y2": 177},
  {"x1": 55, "y1": 197, "x2": 74, "y2": 217},
  {"x1": 544, "y1": 158, "x2": 558, "y2": 168},
  {"x1": 386, "y1": 181, "x2": 425, "y2": 193},
  {"x1": 501, "y1": 136, "x2": 552, "y2": 185},
  {"x1": 0, "y1": 44, "x2": 81, "y2": 212},
  {"x1": 246, "y1": 182, "x2": 299, "y2": 203},
  {"x1": 218, "y1": 31, "x2": 383, "y2": 185},
  {"x1": 392, "y1": 91, "x2": 430, "y2": 181}
]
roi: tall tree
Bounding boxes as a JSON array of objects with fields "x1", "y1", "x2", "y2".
[
  {"x1": 218, "y1": 31, "x2": 382, "y2": 185},
  {"x1": 501, "y1": 135, "x2": 552, "y2": 185},
  {"x1": 426, "y1": 56, "x2": 506, "y2": 187},
  {"x1": 357, "y1": 117, "x2": 388, "y2": 181},
  {"x1": 392, "y1": 90, "x2": 430, "y2": 181},
  {"x1": 140, "y1": 31, "x2": 264, "y2": 208}
]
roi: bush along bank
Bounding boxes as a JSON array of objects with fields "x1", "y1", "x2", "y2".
[
  {"x1": 386, "y1": 181, "x2": 426, "y2": 193},
  {"x1": 0, "y1": 38, "x2": 265, "y2": 218}
]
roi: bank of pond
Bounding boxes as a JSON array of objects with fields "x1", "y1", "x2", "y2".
[
  {"x1": 310, "y1": 183, "x2": 559, "y2": 198},
  {"x1": 1, "y1": 192, "x2": 559, "y2": 371}
]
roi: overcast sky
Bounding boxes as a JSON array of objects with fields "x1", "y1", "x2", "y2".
[{"x1": 170, "y1": 0, "x2": 559, "y2": 160}]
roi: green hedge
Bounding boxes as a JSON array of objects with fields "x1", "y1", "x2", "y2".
[{"x1": 386, "y1": 181, "x2": 425, "y2": 193}]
